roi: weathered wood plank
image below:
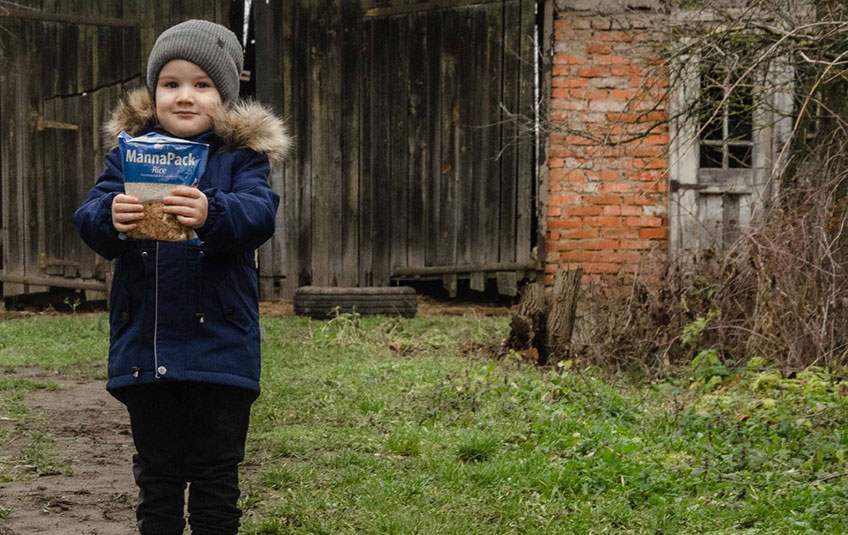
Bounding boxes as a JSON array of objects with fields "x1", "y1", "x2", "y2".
[
  {"x1": 500, "y1": 0, "x2": 519, "y2": 264},
  {"x1": 3, "y1": 19, "x2": 25, "y2": 295},
  {"x1": 455, "y1": 9, "x2": 474, "y2": 267},
  {"x1": 42, "y1": 99, "x2": 61, "y2": 278},
  {"x1": 389, "y1": 16, "x2": 410, "y2": 274},
  {"x1": 358, "y1": 19, "x2": 374, "y2": 285},
  {"x1": 57, "y1": 20, "x2": 79, "y2": 96},
  {"x1": 281, "y1": 0, "x2": 299, "y2": 295},
  {"x1": 515, "y1": 0, "x2": 535, "y2": 265},
  {"x1": 254, "y1": 0, "x2": 285, "y2": 298},
  {"x1": 425, "y1": 13, "x2": 441, "y2": 267},
  {"x1": 310, "y1": 5, "x2": 330, "y2": 286},
  {"x1": 22, "y1": 20, "x2": 47, "y2": 293},
  {"x1": 325, "y1": 0, "x2": 343, "y2": 287},
  {"x1": 480, "y1": 3, "x2": 502, "y2": 265},
  {"x1": 295, "y1": 3, "x2": 313, "y2": 287},
  {"x1": 61, "y1": 96, "x2": 82, "y2": 278},
  {"x1": 698, "y1": 193, "x2": 723, "y2": 252},
  {"x1": 340, "y1": 1, "x2": 361, "y2": 286},
  {"x1": 370, "y1": 17, "x2": 393, "y2": 285},
  {"x1": 406, "y1": 13, "x2": 429, "y2": 269},
  {"x1": 77, "y1": 92, "x2": 95, "y2": 279},
  {"x1": 437, "y1": 9, "x2": 459, "y2": 268}
]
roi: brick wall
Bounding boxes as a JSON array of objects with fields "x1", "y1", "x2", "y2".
[{"x1": 545, "y1": 8, "x2": 669, "y2": 287}]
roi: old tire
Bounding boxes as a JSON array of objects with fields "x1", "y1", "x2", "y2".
[{"x1": 293, "y1": 286, "x2": 417, "y2": 319}]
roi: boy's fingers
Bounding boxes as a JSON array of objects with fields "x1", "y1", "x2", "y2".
[
  {"x1": 170, "y1": 186, "x2": 201, "y2": 198},
  {"x1": 163, "y1": 205, "x2": 197, "y2": 217}
]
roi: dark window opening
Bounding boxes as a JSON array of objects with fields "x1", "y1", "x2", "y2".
[{"x1": 698, "y1": 62, "x2": 754, "y2": 169}]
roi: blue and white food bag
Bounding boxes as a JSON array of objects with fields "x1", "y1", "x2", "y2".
[{"x1": 118, "y1": 131, "x2": 209, "y2": 241}]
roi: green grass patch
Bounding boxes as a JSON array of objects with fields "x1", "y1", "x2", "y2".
[{"x1": 1, "y1": 313, "x2": 847, "y2": 533}]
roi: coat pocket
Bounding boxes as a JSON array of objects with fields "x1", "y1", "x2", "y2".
[
  {"x1": 109, "y1": 281, "x2": 130, "y2": 329},
  {"x1": 216, "y1": 274, "x2": 253, "y2": 333}
]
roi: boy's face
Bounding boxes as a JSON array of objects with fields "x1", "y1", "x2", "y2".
[{"x1": 155, "y1": 59, "x2": 222, "y2": 138}]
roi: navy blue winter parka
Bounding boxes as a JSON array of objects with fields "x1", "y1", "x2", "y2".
[{"x1": 73, "y1": 88, "x2": 291, "y2": 393}]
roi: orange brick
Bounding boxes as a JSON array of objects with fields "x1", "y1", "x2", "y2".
[
  {"x1": 576, "y1": 66, "x2": 609, "y2": 78},
  {"x1": 601, "y1": 228, "x2": 639, "y2": 239},
  {"x1": 561, "y1": 251, "x2": 599, "y2": 262},
  {"x1": 549, "y1": 217, "x2": 582, "y2": 229},
  {"x1": 620, "y1": 239, "x2": 650, "y2": 250},
  {"x1": 643, "y1": 134, "x2": 669, "y2": 145},
  {"x1": 585, "y1": 43, "x2": 611, "y2": 54},
  {"x1": 549, "y1": 157, "x2": 564, "y2": 168},
  {"x1": 587, "y1": 195, "x2": 621, "y2": 205},
  {"x1": 548, "y1": 169, "x2": 567, "y2": 182},
  {"x1": 610, "y1": 65, "x2": 642, "y2": 76},
  {"x1": 564, "y1": 228, "x2": 598, "y2": 239},
  {"x1": 554, "y1": 54, "x2": 585, "y2": 65},
  {"x1": 600, "y1": 169, "x2": 618, "y2": 180},
  {"x1": 640, "y1": 227, "x2": 668, "y2": 239},
  {"x1": 548, "y1": 206, "x2": 562, "y2": 217},
  {"x1": 603, "y1": 205, "x2": 622, "y2": 216},
  {"x1": 548, "y1": 194, "x2": 578, "y2": 205},
  {"x1": 553, "y1": 77, "x2": 589, "y2": 88},
  {"x1": 595, "y1": 55, "x2": 629, "y2": 65},
  {"x1": 547, "y1": 239, "x2": 580, "y2": 251},
  {"x1": 610, "y1": 89, "x2": 635, "y2": 100},
  {"x1": 621, "y1": 205, "x2": 643, "y2": 216},
  {"x1": 581, "y1": 262, "x2": 620, "y2": 273},
  {"x1": 625, "y1": 216, "x2": 663, "y2": 227},
  {"x1": 554, "y1": 19, "x2": 570, "y2": 30},
  {"x1": 597, "y1": 31, "x2": 631, "y2": 42},
  {"x1": 582, "y1": 239, "x2": 619, "y2": 250},
  {"x1": 600, "y1": 182, "x2": 632, "y2": 193},
  {"x1": 585, "y1": 216, "x2": 621, "y2": 227},
  {"x1": 622, "y1": 196, "x2": 654, "y2": 206},
  {"x1": 565, "y1": 206, "x2": 603, "y2": 216}
]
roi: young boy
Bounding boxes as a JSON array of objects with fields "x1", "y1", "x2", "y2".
[{"x1": 73, "y1": 20, "x2": 290, "y2": 535}]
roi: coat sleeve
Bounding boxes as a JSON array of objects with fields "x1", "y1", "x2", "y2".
[
  {"x1": 195, "y1": 149, "x2": 280, "y2": 253},
  {"x1": 73, "y1": 148, "x2": 130, "y2": 260}
]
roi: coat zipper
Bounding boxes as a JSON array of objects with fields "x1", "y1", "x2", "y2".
[
  {"x1": 196, "y1": 250, "x2": 206, "y2": 324},
  {"x1": 153, "y1": 242, "x2": 161, "y2": 378}
]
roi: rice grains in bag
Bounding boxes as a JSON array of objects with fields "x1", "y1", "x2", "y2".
[{"x1": 118, "y1": 131, "x2": 209, "y2": 241}]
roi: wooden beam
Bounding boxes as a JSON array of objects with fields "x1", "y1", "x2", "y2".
[
  {"x1": 0, "y1": 273, "x2": 106, "y2": 291},
  {"x1": 364, "y1": 0, "x2": 501, "y2": 19},
  {"x1": 1, "y1": 10, "x2": 142, "y2": 27},
  {"x1": 393, "y1": 262, "x2": 538, "y2": 276}
]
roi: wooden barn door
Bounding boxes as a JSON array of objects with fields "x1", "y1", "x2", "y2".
[
  {"x1": 0, "y1": 1, "x2": 230, "y2": 301},
  {"x1": 256, "y1": 0, "x2": 540, "y2": 298}
]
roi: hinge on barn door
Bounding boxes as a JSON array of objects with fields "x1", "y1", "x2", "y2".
[
  {"x1": 669, "y1": 180, "x2": 708, "y2": 193},
  {"x1": 33, "y1": 113, "x2": 78, "y2": 131}
]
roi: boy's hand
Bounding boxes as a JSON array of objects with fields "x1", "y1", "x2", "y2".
[
  {"x1": 162, "y1": 186, "x2": 208, "y2": 228},
  {"x1": 112, "y1": 194, "x2": 144, "y2": 233}
]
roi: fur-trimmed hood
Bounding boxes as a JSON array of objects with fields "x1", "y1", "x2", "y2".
[{"x1": 103, "y1": 88, "x2": 292, "y2": 165}]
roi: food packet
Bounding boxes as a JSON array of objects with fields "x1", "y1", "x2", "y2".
[{"x1": 118, "y1": 131, "x2": 209, "y2": 241}]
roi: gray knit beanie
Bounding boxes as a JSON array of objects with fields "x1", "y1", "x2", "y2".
[{"x1": 147, "y1": 19, "x2": 243, "y2": 103}]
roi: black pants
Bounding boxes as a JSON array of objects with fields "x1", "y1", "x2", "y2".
[{"x1": 113, "y1": 382, "x2": 258, "y2": 535}]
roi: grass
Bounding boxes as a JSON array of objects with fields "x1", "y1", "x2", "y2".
[{"x1": 0, "y1": 312, "x2": 847, "y2": 533}]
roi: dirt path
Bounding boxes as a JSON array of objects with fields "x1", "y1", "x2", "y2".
[{"x1": 0, "y1": 369, "x2": 137, "y2": 535}]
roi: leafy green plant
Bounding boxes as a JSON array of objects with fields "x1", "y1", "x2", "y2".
[{"x1": 691, "y1": 349, "x2": 730, "y2": 385}]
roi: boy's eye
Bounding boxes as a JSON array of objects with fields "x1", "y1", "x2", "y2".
[
  {"x1": 163, "y1": 81, "x2": 178, "y2": 89},
  {"x1": 196, "y1": 81, "x2": 213, "y2": 88}
]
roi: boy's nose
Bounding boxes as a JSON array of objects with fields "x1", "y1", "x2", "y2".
[{"x1": 176, "y1": 88, "x2": 194, "y2": 102}]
